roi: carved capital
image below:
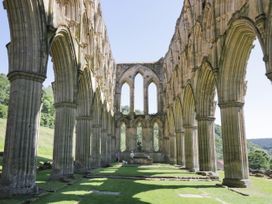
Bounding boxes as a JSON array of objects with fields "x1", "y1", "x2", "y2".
[
  {"x1": 218, "y1": 101, "x2": 244, "y2": 108},
  {"x1": 54, "y1": 102, "x2": 77, "y2": 109},
  {"x1": 266, "y1": 71, "x2": 272, "y2": 81},
  {"x1": 92, "y1": 124, "x2": 102, "y2": 128},
  {"x1": 76, "y1": 116, "x2": 92, "y2": 121},
  {"x1": 8, "y1": 71, "x2": 46, "y2": 83},
  {"x1": 175, "y1": 129, "x2": 185, "y2": 134},
  {"x1": 183, "y1": 124, "x2": 197, "y2": 130},
  {"x1": 196, "y1": 115, "x2": 215, "y2": 121}
]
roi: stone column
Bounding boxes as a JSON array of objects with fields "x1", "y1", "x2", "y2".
[
  {"x1": 197, "y1": 116, "x2": 217, "y2": 172},
  {"x1": 101, "y1": 128, "x2": 108, "y2": 166},
  {"x1": 115, "y1": 127, "x2": 120, "y2": 153},
  {"x1": 0, "y1": 72, "x2": 44, "y2": 195},
  {"x1": 107, "y1": 133, "x2": 112, "y2": 163},
  {"x1": 111, "y1": 135, "x2": 116, "y2": 160},
  {"x1": 184, "y1": 125, "x2": 199, "y2": 171},
  {"x1": 51, "y1": 102, "x2": 76, "y2": 179},
  {"x1": 75, "y1": 116, "x2": 92, "y2": 173},
  {"x1": 176, "y1": 129, "x2": 185, "y2": 166},
  {"x1": 143, "y1": 124, "x2": 152, "y2": 152},
  {"x1": 127, "y1": 126, "x2": 136, "y2": 151},
  {"x1": 91, "y1": 124, "x2": 102, "y2": 168},
  {"x1": 219, "y1": 102, "x2": 249, "y2": 187},
  {"x1": 169, "y1": 134, "x2": 177, "y2": 164},
  {"x1": 163, "y1": 137, "x2": 170, "y2": 162}
]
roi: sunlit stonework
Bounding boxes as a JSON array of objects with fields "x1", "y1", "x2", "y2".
[{"x1": 1, "y1": 0, "x2": 272, "y2": 196}]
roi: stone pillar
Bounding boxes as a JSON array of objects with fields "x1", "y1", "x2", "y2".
[
  {"x1": 91, "y1": 124, "x2": 102, "y2": 168},
  {"x1": 107, "y1": 133, "x2": 112, "y2": 163},
  {"x1": 51, "y1": 102, "x2": 76, "y2": 179},
  {"x1": 176, "y1": 129, "x2": 185, "y2": 166},
  {"x1": 127, "y1": 126, "x2": 136, "y2": 151},
  {"x1": 184, "y1": 125, "x2": 199, "y2": 171},
  {"x1": 219, "y1": 102, "x2": 249, "y2": 187},
  {"x1": 101, "y1": 128, "x2": 108, "y2": 166},
  {"x1": 163, "y1": 137, "x2": 170, "y2": 162},
  {"x1": 115, "y1": 127, "x2": 120, "y2": 153},
  {"x1": 111, "y1": 135, "x2": 116, "y2": 160},
  {"x1": 169, "y1": 134, "x2": 177, "y2": 164},
  {"x1": 0, "y1": 72, "x2": 44, "y2": 195},
  {"x1": 197, "y1": 116, "x2": 217, "y2": 172},
  {"x1": 75, "y1": 116, "x2": 92, "y2": 173},
  {"x1": 143, "y1": 125, "x2": 152, "y2": 152}
]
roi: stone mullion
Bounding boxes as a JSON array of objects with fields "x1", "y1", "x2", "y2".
[
  {"x1": 176, "y1": 129, "x2": 185, "y2": 166},
  {"x1": 219, "y1": 102, "x2": 249, "y2": 187},
  {"x1": 144, "y1": 84, "x2": 148, "y2": 115},
  {"x1": 184, "y1": 125, "x2": 199, "y2": 172},
  {"x1": 51, "y1": 103, "x2": 76, "y2": 179},
  {"x1": 75, "y1": 117, "x2": 92, "y2": 173},
  {"x1": 0, "y1": 75, "x2": 44, "y2": 195},
  {"x1": 197, "y1": 116, "x2": 217, "y2": 172},
  {"x1": 130, "y1": 84, "x2": 134, "y2": 114}
]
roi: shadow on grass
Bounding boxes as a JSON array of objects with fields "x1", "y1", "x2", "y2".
[{"x1": 33, "y1": 164, "x2": 220, "y2": 204}]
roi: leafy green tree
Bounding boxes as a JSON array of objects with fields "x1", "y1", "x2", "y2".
[
  {"x1": 0, "y1": 74, "x2": 10, "y2": 106},
  {"x1": 248, "y1": 149, "x2": 271, "y2": 170},
  {"x1": 0, "y1": 74, "x2": 10, "y2": 118},
  {"x1": 0, "y1": 104, "x2": 8, "y2": 118},
  {"x1": 40, "y1": 87, "x2": 55, "y2": 128}
]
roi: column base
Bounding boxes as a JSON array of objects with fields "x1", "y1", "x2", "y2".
[
  {"x1": 188, "y1": 168, "x2": 199, "y2": 172},
  {"x1": 222, "y1": 178, "x2": 249, "y2": 188},
  {"x1": 0, "y1": 183, "x2": 38, "y2": 198},
  {"x1": 169, "y1": 159, "x2": 177, "y2": 165},
  {"x1": 50, "y1": 169, "x2": 74, "y2": 181}
]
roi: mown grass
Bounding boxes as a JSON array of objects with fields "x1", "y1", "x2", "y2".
[{"x1": 31, "y1": 165, "x2": 272, "y2": 204}]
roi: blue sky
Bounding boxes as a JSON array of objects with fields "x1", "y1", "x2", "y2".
[{"x1": 0, "y1": 1, "x2": 272, "y2": 139}]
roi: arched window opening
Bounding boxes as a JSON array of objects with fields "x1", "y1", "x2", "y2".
[
  {"x1": 214, "y1": 90, "x2": 222, "y2": 162},
  {"x1": 134, "y1": 73, "x2": 144, "y2": 114},
  {"x1": 245, "y1": 39, "x2": 272, "y2": 140},
  {"x1": 120, "y1": 83, "x2": 130, "y2": 115},
  {"x1": 120, "y1": 123, "x2": 126, "y2": 152},
  {"x1": 136, "y1": 123, "x2": 143, "y2": 151},
  {"x1": 153, "y1": 122, "x2": 160, "y2": 152},
  {"x1": 148, "y1": 82, "x2": 158, "y2": 114}
]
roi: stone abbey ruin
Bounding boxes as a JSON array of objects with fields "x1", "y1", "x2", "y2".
[{"x1": 1, "y1": 0, "x2": 272, "y2": 196}]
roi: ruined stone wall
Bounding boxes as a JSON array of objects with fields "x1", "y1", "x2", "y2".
[
  {"x1": 163, "y1": 0, "x2": 272, "y2": 187},
  {"x1": 114, "y1": 61, "x2": 165, "y2": 162}
]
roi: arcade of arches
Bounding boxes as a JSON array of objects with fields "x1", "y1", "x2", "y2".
[{"x1": 1, "y1": 0, "x2": 272, "y2": 196}]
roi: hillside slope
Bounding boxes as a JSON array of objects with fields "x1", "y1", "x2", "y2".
[
  {"x1": 0, "y1": 118, "x2": 53, "y2": 160},
  {"x1": 249, "y1": 138, "x2": 272, "y2": 155}
]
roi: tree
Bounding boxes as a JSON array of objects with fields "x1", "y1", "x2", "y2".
[
  {"x1": 40, "y1": 87, "x2": 55, "y2": 128},
  {"x1": 248, "y1": 149, "x2": 271, "y2": 170},
  {"x1": 0, "y1": 74, "x2": 10, "y2": 106}
]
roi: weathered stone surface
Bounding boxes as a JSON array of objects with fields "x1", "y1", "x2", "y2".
[{"x1": 2, "y1": 1, "x2": 272, "y2": 196}]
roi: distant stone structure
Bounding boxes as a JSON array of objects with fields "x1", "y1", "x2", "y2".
[{"x1": 1, "y1": 0, "x2": 272, "y2": 197}]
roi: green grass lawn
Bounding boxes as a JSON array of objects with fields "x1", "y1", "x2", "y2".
[{"x1": 0, "y1": 164, "x2": 271, "y2": 204}]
